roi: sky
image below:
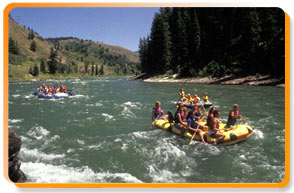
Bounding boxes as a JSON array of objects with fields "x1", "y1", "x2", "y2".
[{"x1": 10, "y1": 7, "x2": 159, "y2": 51}]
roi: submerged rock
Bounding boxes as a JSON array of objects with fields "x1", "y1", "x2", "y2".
[{"x1": 9, "y1": 128, "x2": 26, "y2": 182}]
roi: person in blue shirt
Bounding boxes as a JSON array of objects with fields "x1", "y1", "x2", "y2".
[{"x1": 187, "y1": 111, "x2": 207, "y2": 144}]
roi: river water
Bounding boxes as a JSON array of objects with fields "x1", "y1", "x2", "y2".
[{"x1": 8, "y1": 77, "x2": 285, "y2": 183}]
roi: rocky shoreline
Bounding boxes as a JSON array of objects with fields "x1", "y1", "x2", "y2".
[
  {"x1": 9, "y1": 128, "x2": 26, "y2": 183},
  {"x1": 131, "y1": 74, "x2": 285, "y2": 87}
]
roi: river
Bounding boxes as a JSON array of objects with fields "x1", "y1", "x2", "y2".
[{"x1": 8, "y1": 77, "x2": 285, "y2": 183}]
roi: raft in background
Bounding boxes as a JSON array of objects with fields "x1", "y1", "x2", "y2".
[
  {"x1": 176, "y1": 100, "x2": 213, "y2": 109},
  {"x1": 33, "y1": 90, "x2": 72, "y2": 99},
  {"x1": 154, "y1": 119, "x2": 253, "y2": 146}
]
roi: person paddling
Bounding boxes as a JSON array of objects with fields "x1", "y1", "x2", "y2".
[
  {"x1": 152, "y1": 101, "x2": 164, "y2": 126},
  {"x1": 187, "y1": 111, "x2": 207, "y2": 144},
  {"x1": 226, "y1": 104, "x2": 242, "y2": 128}
]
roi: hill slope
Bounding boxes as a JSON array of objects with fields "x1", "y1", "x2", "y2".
[{"x1": 8, "y1": 16, "x2": 140, "y2": 81}]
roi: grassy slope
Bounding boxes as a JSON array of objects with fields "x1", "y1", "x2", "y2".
[{"x1": 8, "y1": 17, "x2": 139, "y2": 82}]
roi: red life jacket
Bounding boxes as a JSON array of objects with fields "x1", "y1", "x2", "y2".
[{"x1": 234, "y1": 110, "x2": 239, "y2": 118}]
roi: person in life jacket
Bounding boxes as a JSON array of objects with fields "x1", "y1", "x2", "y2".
[
  {"x1": 208, "y1": 109, "x2": 225, "y2": 140},
  {"x1": 63, "y1": 85, "x2": 68, "y2": 92},
  {"x1": 152, "y1": 101, "x2": 164, "y2": 126},
  {"x1": 225, "y1": 104, "x2": 242, "y2": 128},
  {"x1": 193, "y1": 94, "x2": 200, "y2": 104},
  {"x1": 174, "y1": 104, "x2": 188, "y2": 136},
  {"x1": 192, "y1": 105, "x2": 206, "y2": 120},
  {"x1": 186, "y1": 111, "x2": 207, "y2": 144},
  {"x1": 179, "y1": 88, "x2": 185, "y2": 100},
  {"x1": 186, "y1": 93, "x2": 193, "y2": 104},
  {"x1": 202, "y1": 92, "x2": 209, "y2": 103}
]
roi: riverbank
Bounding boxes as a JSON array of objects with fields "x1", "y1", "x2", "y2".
[
  {"x1": 8, "y1": 74, "x2": 133, "y2": 83},
  {"x1": 132, "y1": 74, "x2": 285, "y2": 87}
]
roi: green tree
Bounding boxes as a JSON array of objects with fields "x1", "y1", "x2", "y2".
[
  {"x1": 149, "y1": 10, "x2": 172, "y2": 74},
  {"x1": 29, "y1": 64, "x2": 39, "y2": 76},
  {"x1": 40, "y1": 58, "x2": 46, "y2": 73},
  {"x1": 33, "y1": 64, "x2": 39, "y2": 76},
  {"x1": 30, "y1": 40, "x2": 37, "y2": 52},
  {"x1": 9, "y1": 38, "x2": 19, "y2": 55},
  {"x1": 47, "y1": 48, "x2": 58, "y2": 74},
  {"x1": 99, "y1": 64, "x2": 104, "y2": 75},
  {"x1": 91, "y1": 63, "x2": 95, "y2": 75},
  {"x1": 95, "y1": 64, "x2": 98, "y2": 75}
]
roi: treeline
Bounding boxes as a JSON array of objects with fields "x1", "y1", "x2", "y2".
[{"x1": 139, "y1": 8, "x2": 285, "y2": 78}]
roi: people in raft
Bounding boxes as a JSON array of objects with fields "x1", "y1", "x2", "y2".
[
  {"x1": 179, "y1": 89, "x2": 209, "y2": 105},
  {"x1": 152, "y1": 102, "x2": 244, "y2": 143},
  {"x1": 37, "y1": 84, "x2": 68, "y2": 95}
]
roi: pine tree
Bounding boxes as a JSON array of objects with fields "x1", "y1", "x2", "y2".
[
  {"x1": 91, "y1": 63, "x2": 94, "y2": 75},
  {"x1": 149, "y1": 11, "x2": 172, "y2": 74},
  {"x1": 47, "y1": 48, "x2": 58, "y2": 74},
  {"x1": 99, "y1": 64, "x2": 104, "y2": 75},
  {"x1": 95, "y1": 64, "x2": 98, "y2": 75},
  {"x1": 9, "y1": 38, "x2": 20, "y2": 55},
  {"x1": 33, "y1": 64, "x2": 39, "y2": 76},
  {"x1": 40, "y1": 58, "x2": 46, "y2": 73},
  {"x1": 30, "y1": 40, "x2": 37, "y2": 52}
]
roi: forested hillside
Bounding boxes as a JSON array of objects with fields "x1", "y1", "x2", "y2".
[
  {"x1": 8, "y1": 15, "x2": 140, "y2": 81},
  {"x1": 139, "y1": 8, "x2": 285, "y2": 79}
]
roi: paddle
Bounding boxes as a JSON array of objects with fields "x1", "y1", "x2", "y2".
[{"x1": 189, "y1": 124, "x2": 200, "y2": 145}]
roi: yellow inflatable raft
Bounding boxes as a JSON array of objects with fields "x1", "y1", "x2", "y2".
[{"x1": 153, "y1": 119, "x2": 253, "y2": 146}]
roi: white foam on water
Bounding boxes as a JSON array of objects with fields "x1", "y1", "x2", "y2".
[
  {"x1": 27, "y1": 126, "x2": 50, "y2": 140},
  {"x1": 76, "y1": 139, "x2": 85, "y2": 145},
  {"x1": 95, "y1": 103, "x2": 103, "y2": 107},
  {"x1": 21, "y1": 147, "x2": 65, "y2": 161},
  {"x1": 154, "y1": 139, "x2": 186, "y2": 162},
  {"x1": 66, "y1": 148, "x2": 74, "y2": 153},
  {"x1": 114, "y1": 138, "x2": 122, "y2": 142},
  {"x1": 9, "y1": 125, "x2": 20, "y2": 129},
  {"x1": 71, "y1": 94, "x2": 85, "y2": 99},
  {"x1": 101, "y1": 113, "x2": 115, "y2": 122},
  {"x1": 24, "y1": 94, "x2": 34, "y2": 99},
  {"x1": 21, "y1": 162, "x2": 143, "y2": 183},
  {"x1": 123, "y1": 101, "x2": 142, "y2": 109},
  {"x1": 87, "y1": 141, "x2": 107, "y2": 150},
  {"x1": 206, "y1": 145, "x2": 221, "y2": 155},
  {"x1": 12, "y1": 94, "x2": 20, "y2": 98},
  {"x1": 120, "y1": 106, "x2": 136, "y2": 118},
  {"x1": 86, "y1": 117, "x2": 94, "y2": 121},
  {"x1": 121, "y1": 143, "x2": 128, "y2": 151},
  {"x1": 254, "y1": 129, "x2": 264, "y2": 139},
  {"x1": 132, "y1": 131, "x2": 149, "y2": 139},
  {"x1": 148, "y1": 166, "x2": 183, "y2": 183},
  {"x1": 43, "y1": 135, "x2": 61, "y2": 146},
  {"x1": 9, "y1": 119, "x2": 24, "y2": 123},
  {"x1": 239, "y1": 155, "x2": 246, "y2": 160}
]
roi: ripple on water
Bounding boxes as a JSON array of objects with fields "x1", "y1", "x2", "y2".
[{"x1": 27, "y1": 125, "x2": 50, "y2": 140}]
